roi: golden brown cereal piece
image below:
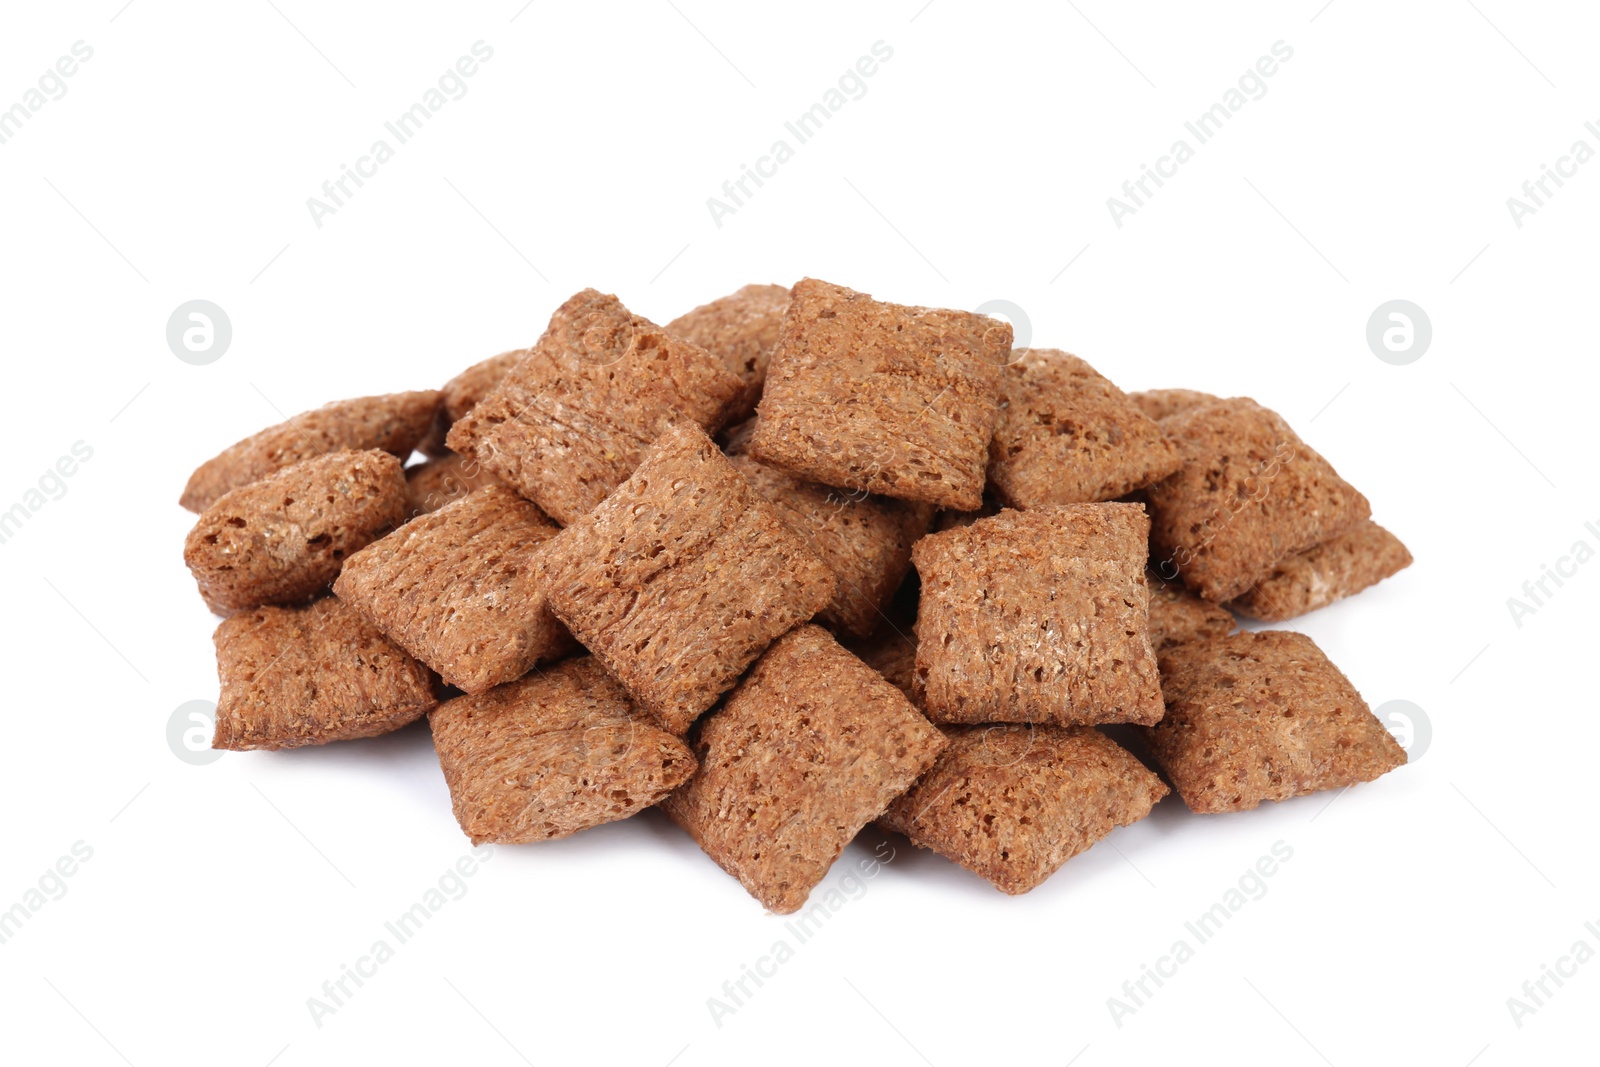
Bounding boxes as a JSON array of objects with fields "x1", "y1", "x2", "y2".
[
  {"x1": 184, "y1": 450, "x2": 407, "y2": 615},
  {"x1": 1128, "y1": 388, "x2": 1221, "y2": 423},
  {"x1": 447, "y1": 289, "x2": 744, "y2": 524},
  {"x1": 724, "y1": 417, "x2": 932, "y2": 639},
  {"x1": 987, "y1": 350, "x2": 1182, "y2": 507},
  {"x1": 663, "y1": 625, "x2": 946, "y2": 913},
  {"x1": 404, "y1": 452, "x2": 505, "y2": 517},
  {"x1": 417, "y1": 350, "x2": 528, "y2": 457},
  {"x1": 1145, "y1": 398, "x2": 1371, "y2": 603},
  {"x1": 1147, "y1": 572, "x2": 1235, "y2": 652},
  {"x1": 430, "y1": 657, "x2": 697, "y2": 844},
  {"x1": 1141, "y1": 630, "x2": 1406, "y2": 813},
  {"x1": 747, "y1": 278, "x2": 1010, "y2": 510},
  {"x1": 536, "y1": 422, "x2": 835, "y2": 734},
  {"x1": 880, "y1": 725, "x2": 1168, "y2": 894},
  {"x1": 212, "y1": 598, "x2": 437, "y2": 751},
  {"x1": 180, "y1": 391, "x2": 441, "y2": 512},
  {"x1": 333, "y1": 485, "x2": 573, "y2": 694},
  {"x1": 1228, "y1": 520, "x2": 1413, "y2": 622},
  {"x1": 912, "y1": 504, "x2": 1164, "y2": 726},
  {"x1": 666, "y1": 284, "x2": 789, "y2": 424}
]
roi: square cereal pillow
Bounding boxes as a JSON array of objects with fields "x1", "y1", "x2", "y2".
[
  {"x1": 666, "y1": 283, "x2": 790, "y2": 424},
  {"x1": 1227, "y1": 519, "x2": 1412, "y2": 621}
]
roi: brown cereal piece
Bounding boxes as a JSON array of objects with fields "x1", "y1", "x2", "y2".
[
  {"x1": 446, "y1": 289, "x2": 744, "y2": 524},
  {"x1": 333, "y1": 485, "x2": 573, "y2": 694},
  {"x1": 879, "y1": 725, "x2": 1168, "y2": 894},
  {"x1": 663, "y1": 625, "x2": 946, "y2": 913},
  {"x1": 1228, "y1": 520, "x2": 1413, "y2": 622},
  {"x1": 1128, "y1": 388, "x2": 1221, "y2": 423},
  {"x1": 747, "y1": 278, "x2": 1010, "y2": 510},
  {"x1": 212, "y1": 597, "x2": 437, "y2": 751},
  {"x1": 418, "y1": 350, "x2": 527, "y2": 457},
  {"x1": 1141, "y1": 630, "x2": 1406, "y2": 813},
  {"x1": 184, "y1": 450, "x2": 406, "y2": 615},
  {"x1": 180, "y1": 391, "x2": 441, "y2": 512},
  {"x1": 536, "y1": 422, "x2": 834, "y2": 734},
  {"x1": 724, "y1": 417, "x2": 932, "y2": 639},
  {"x1": 404, "y1": 452, "x2": 505, "y2": 517},
  {"x1": 912, "y1": 504, "x2": 1164, "y2": 726},
  {"x1": 1145, "y1": 398, "x2": 1371, "y2": 604},
  {"x1": 1147, "y1": 572, "x2": 1235, "y2": 652},
  {"x1": 430, "y1": 657, "x2": 697, "y2": 844},
  {"x1": 666, "y1": 284, "x2": 789, "y2": 424},
  {"x1": 987, "y1": 349, "x2": 1182, "y2": 507}
]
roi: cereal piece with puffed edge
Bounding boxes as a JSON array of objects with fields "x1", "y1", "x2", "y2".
[
  {"x1": 1141, "y1": 630, "x2": 1406, "y2": 814},
  {"x1": 879, "y1": 725, "x2": 1167, "y2": 894},
  {"x1": 184, "y1": 449, "x2": 407, "y2": 615},
  {"x1": 1228, "y1": 520, "x2": 1413, "y2": 622},
  {"x1": 747, "y1": 278, "x2": 1009, "y2": 510},
  {"x1": 417, "y1": 349, "x2": 528, "y2": 457},
  {"x1": 404, "y1": 452, "x2": 505, "y2": 517},
  {"x1": 333, "y1": 485, "x2": 574, "y2": 694},
  {"x1": 987, "y1": 350, "x2": 1182, "y2": 507},
  {"x1": 212, "y1": 597, "x2": 437, "y2": 751},
  {"x1": 446, "y1": 289, "x2": 744, "y2": 524},
  {"x1": 430, "y1": 657, "x2": 697, "y2": 844},
  {"x1": 1147, "y1": 572, "x2": 1235, "y2": 652},
  {"x1": 180, "y1": 391, "x2": 440, "y2": 512},
  {"x1": 1145, "y1": 398, "x2": 1371, "y2": 604},
  {"x1": 724, "y1": 417, "x2": 932, "y2": 639},
  {"x1": 536, "y1": 422, "x2": 834, "y2": 734},
  {"x1": 1127, "y1": 388, "x2": 1221, "y2": 423},
  {"x1": 662, "y1": 624, "x2": 946, "y2": 913},
  {"x1": 912, "y1": 503, "x2": 1164, "y2": 726},
  {"x1": 667, "y1": 284, "x2": 789, "y2": 424}
]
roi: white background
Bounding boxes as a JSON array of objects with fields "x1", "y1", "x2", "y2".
[{"x1": 1, "y1": 1, "x2": 1595, "y2": 1064}]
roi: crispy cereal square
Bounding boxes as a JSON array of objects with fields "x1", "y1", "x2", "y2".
[
  {"x1": 666, "y1": 283, "x2": 790, "y2": 424},
  {"x1": 403, "y1": 452, "x2": 505, "y2": 517},
  {"x1": 1141, "y1": 630, "x2": 1406, "y2": 813},
  {"x1": 879, "y1": 725, "x2": 1167, "y2": 894},
  {"x1": 1146, "y1": 572, "x2": 1235, "y2": 652},
  {"x1": 1127, "y1": 388, "x2": 1220, "y2": 423},
  {"x1": 662, "y1": 625, "x2": 946, "y2": 913},
  {"x1": 447, "y1": 289, "x2": 744, "y2": 524},
  {"x1": 417, "y1": 349, "x2": 527, "y2": 457},
  {"x1": 987, "y1": 349, "x2": 1181, "y2": 507},
  {"x1": 747, "y1": 278, "x2": 1010, "y2": 510},
  {"x1": 430, "y1": 657, "x2": 697, "y2": 844},
  {"x1": 537, "y1": 422, "x2": 835, "y2": 733},
  {"x1": 333, "y1": 485, "x2": 573, "y2": 694},
  {"x1": 1228, "y1": 520, "x2": 1413, "y2": 622},
  {"x1": 912, "y1": 504, "x2": 1164, "y2": 726}
]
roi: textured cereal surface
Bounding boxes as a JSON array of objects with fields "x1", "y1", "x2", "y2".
[
  {"x1": 662, "y1": 625, "x2": 946, "y2": 913},
  {"x1": 537, "y1": 422, "x2": 835, "y2": 734},
  {"x1": 880, "y1": 725, "x2": 1167, "y2": 894},
  {"x1": 212, "y1": 597, "x2": 437, "y2": 750},
  {"x1": 333, "y1": 485, "x2": 573, "y2": 694},
  {"x1": 430, "y1": 657, "x2": 696, "y2": 844},
  {"x1": 418, "y1": 350, "x2": 527, "y2": 456},
  {"x1": 181, "y1": 391, "x2": 440, "y2": 512},
  {"x1": 184, "y1": 449, "x2": 407, "y2": 615},
  {"x1": 446, "y1": 289, "x2": 744, "y2": 524},
  {"x1": 912, "y1": 504, "x2": 1164, "y2": 726},
  {"x1": 987, "y1": 350, "x2": 1182, "y2": 507},
  {"x1": 725, "y1": 417, "x2": 931, "y2": 639},
  {"x1": 666, "y1": 284, "x2": 789, "y2": 424},
  {"x1": 1147, "y1": 573, "x2": 1236, "y2": 652},
  {"x1": 1128, "y1": 388, "x2": 1221, "y2": 423},
  {"x1": 747, "y1": 278, "x2": 1009, "y2": 510},
  {"x1": 404, "y1": 452, "x2": 505, "y2": 517},
  {"x1": 1142, "y1": 630, "x2": 1406, "y2": 813},
  {"x1": 1145, "y1": 398, "x2": 1371, "y2": 603},
  {"x1": 1229, "y1": 520, "x2": 1413, "y2": 622}
]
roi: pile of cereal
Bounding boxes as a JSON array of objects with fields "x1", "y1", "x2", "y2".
[{"x1": 179, "y1": 280, "x2": 1411, "y2": 911}]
